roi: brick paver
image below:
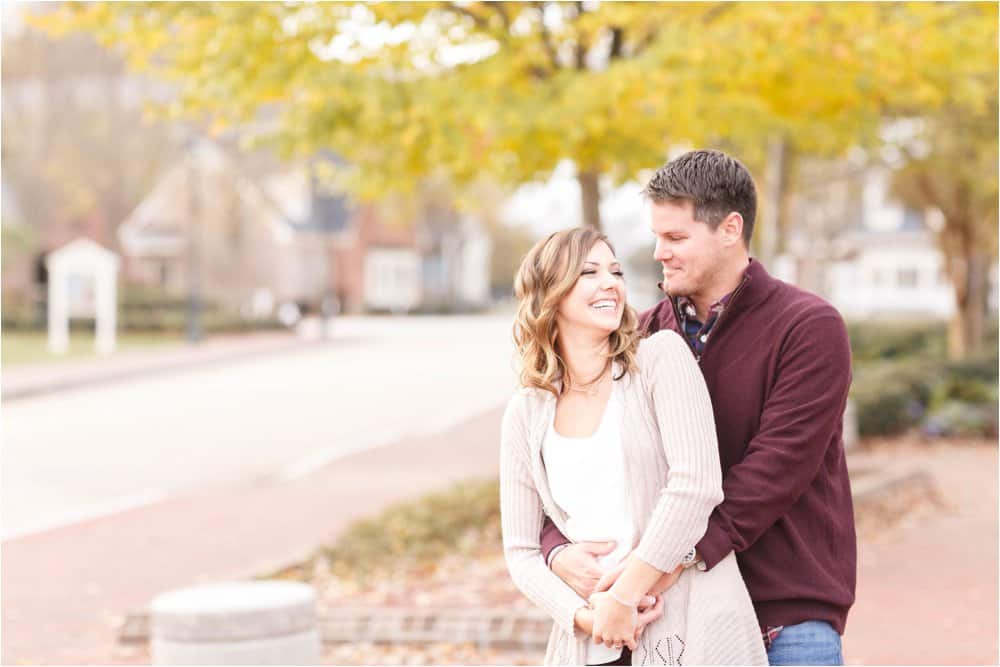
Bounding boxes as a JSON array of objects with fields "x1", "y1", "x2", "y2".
[{"x1": 844, "y1": 441, "x2": 998, "y2": 665}]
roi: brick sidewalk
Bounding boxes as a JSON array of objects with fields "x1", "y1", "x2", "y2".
[
  {"x1": 1, "y1": 406, "x2": 506, "y2": 665},
  {"x1": 844, "y1": 441, "x2": 998, "y2": 665}
]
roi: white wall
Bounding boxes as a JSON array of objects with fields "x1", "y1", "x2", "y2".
[
  {"x1": 828, "y1": 243, "x2": 955, "y2": 319},
  {"x1": 364, "y1": 248, "x2": 421, "y2": 312}
]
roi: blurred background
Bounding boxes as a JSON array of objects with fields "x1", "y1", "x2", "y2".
[{"x1": 1, "y1": 2, "x2": 997, "y2": 665}]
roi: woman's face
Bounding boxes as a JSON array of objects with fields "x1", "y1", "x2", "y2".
[{"x1": 555, "y1": 240, "x2": 626, "y2": 337}]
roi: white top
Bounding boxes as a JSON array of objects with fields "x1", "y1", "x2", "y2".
[{"x1": 542, "y1": 382, "x2": 632, "y2": 665}]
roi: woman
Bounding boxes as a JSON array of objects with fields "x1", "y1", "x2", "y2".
[{"x1": 500, "y1": 228, "x2": 766, "y2": 666}]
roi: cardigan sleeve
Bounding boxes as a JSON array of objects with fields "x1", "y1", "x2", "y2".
[
  {"x1": 633, "y1": 330, "x2": 724, "y2": 573},
  {"x1": 499, "y1": 393, "x2": 590, "y2": 636}
]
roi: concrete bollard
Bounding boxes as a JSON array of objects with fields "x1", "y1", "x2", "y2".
[{"x1": 150, "y1": 581, "x2": 321, "y2": 665}]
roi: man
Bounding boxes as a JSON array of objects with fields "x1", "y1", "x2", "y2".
[{"x1": 540, "y1": 149, "x2": 856, "y2": 665}]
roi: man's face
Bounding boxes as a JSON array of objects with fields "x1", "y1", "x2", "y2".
[{"x1": 650, "y1": 200, "x2": 727, "y2": 299}]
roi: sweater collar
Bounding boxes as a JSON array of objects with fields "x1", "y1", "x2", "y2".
[
  {"x1": 656, "y1": 257, "x2": 778, "y2": 316},
  {"x1": 726, "y1": 257, "x2": 779, "y2": 314}
]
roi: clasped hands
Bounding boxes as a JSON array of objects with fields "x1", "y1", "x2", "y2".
[{"x1": 561, "y1": 542, "x2": 681, "y2": 651}]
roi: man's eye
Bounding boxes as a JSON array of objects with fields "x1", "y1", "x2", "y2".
[{"x1": 613, "y1": 271, "x2": 624, "y2": 277}]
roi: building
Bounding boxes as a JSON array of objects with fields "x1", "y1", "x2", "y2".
[
  {"x1": 117, "y1": 138, "x2": 491, "y2": 319},
  {"x1": 774, "y1": 164, "x2": 995, "y2": 320}
]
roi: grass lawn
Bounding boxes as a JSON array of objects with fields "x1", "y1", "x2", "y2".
[{"x1": 1, "y1": 331, "x2": 184, "y2": 367}]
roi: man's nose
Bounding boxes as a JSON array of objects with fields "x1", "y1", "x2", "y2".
[{"x1": 654, "y1": 241, "x2": 670, "y2": 261}]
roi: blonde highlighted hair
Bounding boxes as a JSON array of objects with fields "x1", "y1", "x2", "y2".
[{"x1": 512, "y1": 227, "x2": 642, "y2": 396}]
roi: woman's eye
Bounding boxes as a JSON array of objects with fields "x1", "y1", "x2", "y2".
[{"x1": 581, "y1": 270, "x2": 596, "y2": 276}]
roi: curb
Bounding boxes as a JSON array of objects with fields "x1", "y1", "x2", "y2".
[
  {"x1": 2, "y1": 336, "x2": 331, "y2": 401},
  {"x1": 122, "y1": 607, "x2": 553, "y2": 651}
]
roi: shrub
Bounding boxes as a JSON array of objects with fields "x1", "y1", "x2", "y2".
[
  {"x1": 923, "y1": 401, "x2": 998, "y2": 438},
  {"x1": 852, "y1": 361, "x2": 934, "y2": 437},
  {"x1": 847, "y1": 321, "x2": 947, "y2": 364},
  {"x1": 320, "y1": 478, "x2": 500, "y2": 579},
  {"x1": 849, "y1": 324, "x2": 999, "y2": 438}
]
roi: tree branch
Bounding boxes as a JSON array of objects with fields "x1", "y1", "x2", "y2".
[
  {"x1": 608, "y1": 26, "x2": 624, "y2": 61},
  {"x1": 532, "y1": 1, "x2": 561, "y2": 71},
  {"x1": 485, "y1": 1, "x2": 510, "y2": 31},
  {"x1": 446, "y1": 3, "x2": 490, "y2": 31}
]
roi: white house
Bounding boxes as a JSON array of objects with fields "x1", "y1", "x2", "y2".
[
  {"x1": 774, "y1": 165, "x2": 985, "y2": 320},
  {"x1": 825, "y1": 169, "x2": 957, "y2": 319}
]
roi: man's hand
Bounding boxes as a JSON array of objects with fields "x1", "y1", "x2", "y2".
[
  {"x1": 551, "y1": 541, "x2": 616, "y2": 599},
  {"x1": 634, "y1": 594, "x2": 665, "y2": 641}
]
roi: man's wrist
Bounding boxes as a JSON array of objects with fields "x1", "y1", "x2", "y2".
[
  {"x1": 681, "y1": 547, "x2": 704, "y2": 570},
  {"x1": 574, "y1": 604, "x2": 594, "y2": 634},
  {"x1": 546, "y1": 543, "x2": 569, "y2": 568}
]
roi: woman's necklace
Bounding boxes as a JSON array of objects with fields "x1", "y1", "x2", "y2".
[{"x1": 566, "y1": 363, "x2": 610, "y2": 396}]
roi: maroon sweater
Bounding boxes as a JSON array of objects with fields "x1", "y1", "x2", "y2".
[{"x1": 540, "y1": 259, "x2": 856, "y2": 634}]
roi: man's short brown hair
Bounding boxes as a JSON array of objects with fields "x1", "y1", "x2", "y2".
[{"x1": 642, "y1": 150, "x2": 758, "y2": 245}]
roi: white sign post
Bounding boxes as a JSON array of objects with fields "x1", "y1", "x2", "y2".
[{"x1": 46, "y1": 239, "x2": 120, "y2": 355}]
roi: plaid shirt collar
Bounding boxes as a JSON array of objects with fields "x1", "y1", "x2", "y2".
[{"x1": 675, "y1": 293, "x2": 732, "y2": 355}]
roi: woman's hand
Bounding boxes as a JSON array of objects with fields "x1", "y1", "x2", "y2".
[{"x1": 589, "y1": 590, "x2": 639, "y2": 650}]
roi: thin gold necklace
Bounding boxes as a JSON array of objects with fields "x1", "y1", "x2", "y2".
[{"x1": 566, "y1": 363, "x2": 610, "y2": 396}]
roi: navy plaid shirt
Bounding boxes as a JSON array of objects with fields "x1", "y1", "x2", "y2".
[{"x1": 676, "y1": 293, "x2": 731, "y2": 355}]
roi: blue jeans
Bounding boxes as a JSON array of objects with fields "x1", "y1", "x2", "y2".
[{"x1": 766, "y1": 621, "x2": 844, "y2": 666}]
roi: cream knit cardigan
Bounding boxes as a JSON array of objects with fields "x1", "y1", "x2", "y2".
[{"x1": 500, "y1": 331, "x2": 767, "y2": 666}]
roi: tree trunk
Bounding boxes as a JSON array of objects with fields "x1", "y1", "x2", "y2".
[
  {"x1": 756, "y1": 135, "x2": 786, "y2": 265},
  {"x1": 578, "y1": 170, "x2": 602, "y2": 230},
  {"x1": 961, "y1": 250, "x2": 989, "y2": 358},
  {"x1": 947, "y1": 243, "x2": 990, "y2": 361},
  {"x1": 948, "y1": 303, "x2": 968, "y2": 360}
]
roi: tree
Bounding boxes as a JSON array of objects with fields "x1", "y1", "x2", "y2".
[
  {"x1": 884, "y1": 3, "x2": 998, "y2": 359},
  {"x1": 3, "y1": 2, "x2": 180, "y2": 255},
  {"x1": 890, "y1": 106, "x2": 998, "y2": 360},
  {"x1": 38, "y1": 2, "x2": 987, "y2": 231},
  {"x1": 35, "y1": 2, "x2": 998, "y2": 355}
]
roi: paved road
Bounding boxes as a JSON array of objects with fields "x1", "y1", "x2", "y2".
[{"x1": 2, "y1": 316, "x2": 517, "y2": 539}]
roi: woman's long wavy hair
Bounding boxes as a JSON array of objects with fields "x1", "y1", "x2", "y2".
[{"x1": 513, "y1": 227, "x2": 642, "y2": 396}]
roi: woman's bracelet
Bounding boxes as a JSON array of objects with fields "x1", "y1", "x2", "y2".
[{"x1": 608, "y1": 588, "x2": 640, "y2": 608}]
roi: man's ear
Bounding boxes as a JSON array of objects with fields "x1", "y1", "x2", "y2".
[{"x1": 720, "y1": 212, "x2": 744, "y2": 247}]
